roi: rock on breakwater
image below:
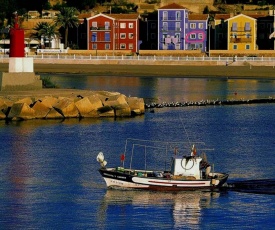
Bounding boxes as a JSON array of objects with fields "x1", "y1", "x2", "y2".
[
  {"x1": 0, "y1": 91, "x2": 145, "y2": 120},
  {"x1": 145, "y1": 97, "x2": 275, "y2": 109}
]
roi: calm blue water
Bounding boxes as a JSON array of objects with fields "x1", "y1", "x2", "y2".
[{"x1": 0, "y1": 76, "x2": 275, "y2": 229}]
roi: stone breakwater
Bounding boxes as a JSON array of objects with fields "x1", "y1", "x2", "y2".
[
  {"x1": 145, "y1": 97, "x2": 275, "y2": 108},
  {"x1": 0, "y1": 91, "x2": 145, "y2": 120}
]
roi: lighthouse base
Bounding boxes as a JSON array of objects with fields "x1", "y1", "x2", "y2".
[{"x1": 0, "y1": 72, "x2": 42, "y2": 91}]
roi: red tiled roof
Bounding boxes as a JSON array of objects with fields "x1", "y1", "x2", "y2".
[
  {"x1": 189, "y1": 14, "x2": 208, "y2": 20},
  {"x1": 109, "y1": 14, "x2": 139, "y2": 20},
  {"x1": 214, "y1": 14, "x2": 230, "y2": 20},
  {"x1": 158, "y1": 3, "x2": 187, "y2": 10}
]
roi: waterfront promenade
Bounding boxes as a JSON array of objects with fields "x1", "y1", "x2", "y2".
[{"x1": 0, "y1": 61, "x2": 275, "y2": 78}]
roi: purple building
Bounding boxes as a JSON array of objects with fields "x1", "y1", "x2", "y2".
[
  {"x1": 187, "y1": 14, "x2": 209, "y2": 51},
  {"x1": 158, "y1": 3, "x2": 208, "y2": 51}
]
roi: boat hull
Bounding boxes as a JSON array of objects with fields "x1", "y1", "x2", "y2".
[{"x1": 99, "y1": 168, "x2": 229, "y2": 191}]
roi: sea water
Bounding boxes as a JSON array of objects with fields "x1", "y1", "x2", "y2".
[{"x1": 0, "y1": 76, "x2": 274, "y2": 229}]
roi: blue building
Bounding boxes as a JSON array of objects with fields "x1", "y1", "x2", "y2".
[{"x1": 157, "y1": 3, "x2": 208, "y2": 51}]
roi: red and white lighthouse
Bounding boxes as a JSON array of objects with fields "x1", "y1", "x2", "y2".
[{"x1": 9, "y1": 12, "x2": 25, "y2": 57}]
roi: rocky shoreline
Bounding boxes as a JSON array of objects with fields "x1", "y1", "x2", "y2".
[{"x1": 0, "y1": 90, "x2": 145, "y2": 120}]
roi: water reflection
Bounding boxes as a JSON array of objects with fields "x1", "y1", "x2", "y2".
[
  {"x1": 43, "y1": 74, "x2": 275, "y2": 103},
  {"x1": 99, "y1": 190, "x2": 221, "y2": 229}
]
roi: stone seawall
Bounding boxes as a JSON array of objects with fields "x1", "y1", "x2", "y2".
[{"x1": 0, "y1": 90, "x2": 145, "y2": 120}]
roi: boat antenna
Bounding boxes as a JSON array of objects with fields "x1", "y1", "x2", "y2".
[{"x1": 179, "y1": 116, "x2": 192, "y2": 147}]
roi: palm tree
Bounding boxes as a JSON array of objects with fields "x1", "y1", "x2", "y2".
[
  {"x1": 32, "y1": 22, "x2": 60, "y2": 48},
  {"x1": 55, "y1": 7, "x2": 79, "y2": 49}
]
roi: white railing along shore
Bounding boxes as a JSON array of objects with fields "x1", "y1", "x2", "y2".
[{"x1": 1, "y1": 54, "x2": 275, "y2": 63}]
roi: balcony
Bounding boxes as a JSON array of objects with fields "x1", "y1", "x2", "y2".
[
  {"x1": 231, "y1": 27, "x2": 251, "y2": 32},
  {"x1": 230, "y1": 38, "x2": 252, "y2": 43},
  {"x1": 161, "y1": 27, "x2": 182, "y2": 32},
  {"x1": 90, "y1": 26, "x2": 111, "y2": 31},
  {"x1": 161, "y1": 17, "x2": 182, "y2": 21}
]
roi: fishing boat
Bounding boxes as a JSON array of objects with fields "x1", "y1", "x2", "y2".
[{"x1": 97, "y1": 139, "x2": 229, "y2": 191}]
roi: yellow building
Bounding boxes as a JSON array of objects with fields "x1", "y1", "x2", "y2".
[{"x1": 226, "y1": 14, "x2": 257, "y2": 51}]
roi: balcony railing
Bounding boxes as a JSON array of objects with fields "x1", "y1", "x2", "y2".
[
  {"x1": 90, "y1": 26, "x2": 111, "y2": 31},
  {"x1": 161, "y1": 27, "x2": 182, "y2": 32},
  {"x1": 230, "y1": 38, "x2": 252, "y2": 43},
  {"x1": 161, "y1": 17, "x2": 182, "y2": 21},
  {"x1": 231, "y1": 27, "x2": 251, "y2": 32}
]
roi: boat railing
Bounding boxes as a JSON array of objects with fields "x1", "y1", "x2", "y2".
[{"x1": 122, "y1": 138, "x2": 213, "y2": 172}]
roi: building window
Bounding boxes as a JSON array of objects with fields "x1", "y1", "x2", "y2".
[
  {"x1": 129, "y1": 23, "x2": 134, "y2": 28},
  {"x1": 92, "y1": 21, "x2": 97, "y2": 29},
  {"x1": 105, "y1": 32, "x2": 110, "y2": 41},
  {"x1": 190, "y1": 33, "x2": 196, "y2": 39},
  {"x1": 120, "y1": 23, "x2": 126, "y2": 28},
  {"x1": 92, "y1": 43, "x2": 97, "y2": 50},
  {"x1": 120, "y1": 33, "x2": 126, "y2": 39},
  {"x1": 129, "y1": 43, "x2": 133, "y2": 49},
  {"x1": 163, "y1": 22, "x2": 168, "y2": 31},
  {"x1": 198, "y1": 33, "x2": 203, "y2": 39},
  {"x1": 245, "y1": 22, "x2": 250, "y2": 31},
  {"x1": 163, "y1": 11, "x2": 168, "y2": 20},
  {"x1": 91, "y1": 32, "x2": 97, "y2": 41},
  {"x1": 190, "y1": 23, "x2": 196, "y2": 29},
  {"x1": 245, "y1": 44, "x2": 250, "y2": 50},
  {"x1": 120, "y1": 43, "x2": 126, "y2": 49},
  {"x1": 233, "y1": 44, "x2": 237, "y2": 49},
  {"x1": 105, "y1": 44, "x2": 110, "y2": 50},
  {"x1": 232, "y1": 22, "x2": 237, "y2": 31},
  {"x1": 198, "y1": 23, "x2": 203, "y2": 29},
  {"x1": 175, "y1": 22, "x2": 180, "y2": 31},
  {"x1": 245, "y1": 33, "x2": 250, "y2": 38},
  {"x1": 185, "y1": 23, "x2": 188, "y2": 29},
  {"x1": 129, "y1": 33, "x2": 134, "y2": 39},
  {"x1": 105, "y1": 21, "x2": 110, "y2": 30},
  {"x1": 176, "y1": 11, "x2": 181, "y2": 20}
]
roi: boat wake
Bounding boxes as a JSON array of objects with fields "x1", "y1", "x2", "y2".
[{"x1": 226, "y1": 179, "x2": 275, "y2": 195}]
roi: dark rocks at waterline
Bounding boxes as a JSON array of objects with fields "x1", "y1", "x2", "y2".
[{"x1": 145, "y1": 97, "x2": 275, "y2": 109}]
